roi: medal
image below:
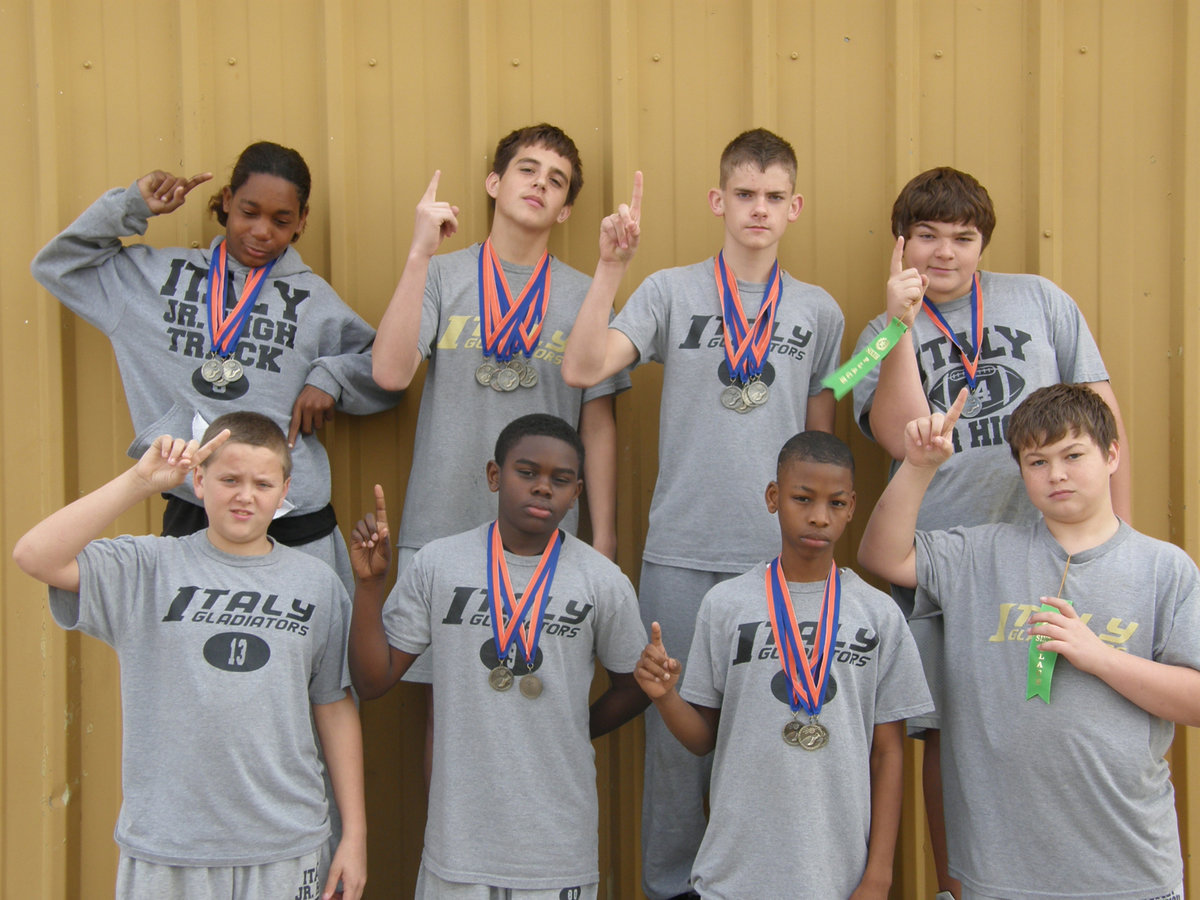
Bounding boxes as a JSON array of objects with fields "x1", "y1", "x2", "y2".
[
  {"x1": 485, "y1": 521, "x2": 562, "y2": 699},
  {"x1": 491, "y1": 366, "x2": 520, "y2": 392},
  {"x1": 766, "y1": 558, "x2": 841, "y2": 749},
  {"x1": 489, "y1": 665, "x2": 514, "y2": 692},
  {"x1": 922, "y1": 272, "x2": 984, "y2": 411},
  {"x1": 476, "y1": 239, "x2": 552, "y2": 388},
  {"x1": 475, "y1": 360, "x2": 497, "y2": 386},
  {"x1": 720, "y1": 384, "x2": 746, "y2": 411},
  {"x1": 715, "y1": 252, "x2": 782, "y2": 411},
  {"x1": 961, "y1": 385, "x2": 983, "y2": 417},
  {"x1": 221, "y1": 357, "x2": 244, "y2": 384},
  {"x1": 519, "y1": 674, "x2": 543, "y2": 699},
  {"x1": 742, "y1": 379, "x2": 769, "y2": 407},
  {"x1": 204, "y1": 240, "x2": 275, "y2": 384},
  {"x1": 201, "y1": 355, "x2": 225, "y2": 384}
]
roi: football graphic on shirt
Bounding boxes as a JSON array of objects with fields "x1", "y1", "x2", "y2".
[{"x1": 928, "y1": 362, "x2": 1025, "y2": 419}]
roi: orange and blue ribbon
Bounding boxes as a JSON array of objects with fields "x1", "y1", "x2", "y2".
[
  {"x1": 205, "y1": 240, "x2": 276, "y2": 357},
  {"x1": 477, "y1": 238, "x2": 552, "y2": 362},
  {"x1": 765, "y1": 558, "x2": 841, "y2": 716},
  {"x1": 486, "y1": 522, "x2": 562, "y2": 666},
  {"x1": 715, "y1": 251, "x2": 782, "y2": 383}
]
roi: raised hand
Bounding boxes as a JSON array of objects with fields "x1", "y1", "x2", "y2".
[
  {"x1": 886, "y1": 236, "x2": 928, "y2": 326},
  {"x1": 134, "y1": 429, "x2": 230, "y2": 492},
  {"x1": 598, "y1": 170, "x2": 643, "y2": 264},
  {"x1": 136, "y1": 170, "x2": 213, "y2": 215},
  {"x1": 350, "y1": 484, "x2": 392, "y2": 582},
  {"x1": 411, "y1": 170, "x2": 460, "y2": 258},
  {"x1": 287, "y1": 384, "x2": 336, "y2": 448},
  {"x1": 634, "y1": 621, "x2": 680, "y2": 700},
  {"x1": 904, "y1": 387, "x2": 967, "y2": 468}
]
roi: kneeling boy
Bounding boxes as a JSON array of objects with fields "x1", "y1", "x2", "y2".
[
  {"x1": 859, "y1": 384, "x2": 1199, "y2": 900},
  {"x1": 636, "y1": 431, "x2": 932, "y2": 899},
  {"x1": 13, "y1": 412, "x2": 366, "y2": 900},
  {"x1": 349, "y1": 413, "x2": 647, "y2": 899}
]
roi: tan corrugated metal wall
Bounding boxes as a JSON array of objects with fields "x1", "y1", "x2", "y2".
[{"x1": 4, "y1": 1, "x2": 1199, "y2": 896}]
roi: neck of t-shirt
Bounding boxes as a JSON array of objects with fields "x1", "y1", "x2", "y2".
[
  {"x1": 718, "y1": 241, "x2": 779, "y2": 285},
  {"x1": 1044, "y1": 509, "x2": 1121, "y2": 556},
  {"x1": 778, "y1": 548, "x2": 837, "y2": 584},
  {"x1": 487, "y1": 219, "x2": 553, "y2": 267}
]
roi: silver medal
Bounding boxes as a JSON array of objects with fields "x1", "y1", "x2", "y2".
[
  {"x1": 476, "y1": 361, "x2": 497, "y2": 386},
  {"x1": 201, "y1": 357, "x2": 225, "y2": 384},
  {"x1": 783, "y1": 716, "x2": 829, "y2": 750},
  {"x1": 221, "y1": 357, "x2": 244, "y2": 383},
  {"x1": 720, "y1": 385, "x2": 746, "y2": 412},
  {"x1": 518, "y1": 362, "x2": 538, "y2": 388},
  {"x1": 492, "y1": 366, "x2": 520, "y2": 392},
  {"x1": 743, "y1": 379, "x2": 769, "y2": 407},
  {"x1": 961, "y1": 387, "x2": 983, "y2": 417}
]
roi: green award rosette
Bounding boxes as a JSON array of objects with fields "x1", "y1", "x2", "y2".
[
  {"x1": 1027, "y1": 560, "x2": 1072, "y2": 703},
  {"x1": 821, "y1": 317, "x2": 908, "y2": 400}
]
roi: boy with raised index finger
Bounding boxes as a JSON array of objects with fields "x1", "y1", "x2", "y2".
[
  {"x1": 859, "y1": 384, "x2": 1198, "y2": 900},
  {"x1": 563, "y1": 127, "x2": 844, "y2": 899},
  {"x1": 349, "y1": 414, "x2": 648, "y2": 900},
  {"x1": 636, "y1": 430, "x2": 932, "y2": 899}
]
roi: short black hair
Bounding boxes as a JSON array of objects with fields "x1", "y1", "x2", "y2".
[
  {"x1": 208, "y1": 141, "x2": 311, "y2": 240},
  {"x1": 777, "y1": 431, "x2": 855, "y2": 481},
  {"x1": 494, "y1": 414, "x2": 585, "y2": 472}
]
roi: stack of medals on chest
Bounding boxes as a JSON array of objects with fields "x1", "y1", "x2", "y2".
[
  {"x1": 485, "y1": 522, "x2": 562, "y2": 699},
  {"x1": 766, "y1": 557, "x2": 841, "y2": 750},
  {"x1": 201, "y1": 241, "x2": 275, "y2": 388},
  {"x1": 474, "y1": 238, "x2": 551, "y2": 392},
  {"x1": 715, "y1": 252, "x2": 782, "y2": 413}
]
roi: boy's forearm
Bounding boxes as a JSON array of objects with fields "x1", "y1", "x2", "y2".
[
  {"x1": 868, "y1": 332, "x2": 931, "y2": 460},
  {"x1": 13, "y1": 467, "x2": 156, "y2": 590},
  {"x1": 348, "y1": 577, "x2": 408, "y2": 699},
  {"x1": 589, "y1": 671, "x2": 650, "y2": 738},
  {"x1": 373, "y1": 251, "x2": 431, "y2": 391},
  {"x1": 562, "y1": 260, "x2": 629, "y2": 388},
  {"x1": 650, "y1": 690, "x2": 717, "y2": 755},
  {"x1": 859, "y1": 722, "x2": 904, "y2": 893},
  {"x1": 857, "y1": 459, "x2": 935, "y2": 588},
  {"x1": 312, "y1": 694, "x2": 368, "y2": 841},
  {"x1": 1089, "y1": 651, "x2": 1200, "y2": 727},
  {"x1": 579, "y1": 396, "x2": 618, "y2": 560},
  {"x1": 805, "y1": 389, "x2": 836, "y2": 433}
]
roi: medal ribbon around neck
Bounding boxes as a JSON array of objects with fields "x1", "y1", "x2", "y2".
[
  {"x1": 1027, "y1": 556, "x2": 1073, "y2": 703},
  {"x1": 921, "y1": 271, "x2": 983, "y2": 390},
  {"x1": 765, "y1": 558, "x2": 841, "y2": 717},
  {"x1": 206, "y1": 240, "x2": 277, "y2": 357},
  {"x1": 714, "y1": 251, "x2": 782, "y2": 383},
  {"x1": 477, "y1": 238, "x2": 553, "y2": 363},
  {"x1": 486, "y1": 522, "x2": 563, "y2": 667}
]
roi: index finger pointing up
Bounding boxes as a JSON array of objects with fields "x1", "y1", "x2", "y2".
[
  {"x1": 890, "y1": 235, "x2": 906, "y2": 276},
  {"x1": 942, "y1": 387, "x2": 969, "y2": 435},
  {"x1": 650, "y1": 620, "x2": 664, "y2": 647},
  {"x1": 423, "y1": 170, "x2": 441, "y2": 202},
  {"x1": 373, "y1": 483, "x2": 388, "y2": 528},
  {"x1": 629, "y1": 171, "x2": 643, "y2": 220}
]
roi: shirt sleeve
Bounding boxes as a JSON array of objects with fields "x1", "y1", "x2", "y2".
[
  {"x1": 381, "y1": 546, "x2": 435, "y2": 656},
  {"x1": 678, "y1": 593, "x2": 724, "y2": 708}
]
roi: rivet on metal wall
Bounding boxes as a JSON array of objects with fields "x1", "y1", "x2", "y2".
[
  {"x1": 82, "y1": 60, "x2": 93, "y2": 69},
  {"x1": 790, "y1": 51, "x2": 798, "y2": 60},
  {"x1": 1043, "y1": 230, "x2": 1053, "y2": 238},
  {"x1": 191, "y1": 241, "x2": 200, "y2": 249},
  {"x1": 511, "y1": 58, "x2": 520, "y2": 66},
  {"x1": 934, "y1": 50, "x2": 944, "y2": 58},
  {"x1": 1079, "y1": 46, "x2": 1088, "y2": 54},
  {"x1": 652, "y1": 53, "x2": 661, "y2": 62},
  {"x1": 368, "y1": 58, "x2": 378, "y2": 67},
  {"x1": 227, "y1": 57, "x2": 237, "y2": 66}
]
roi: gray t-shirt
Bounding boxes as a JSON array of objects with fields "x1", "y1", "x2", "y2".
[
  {"x1": 49, "y1": 532, "x2": 351, "y2": 866},
  {"x1": 915, "y1": 520, "x2": 1199, "y2": 899},
  {"x1": 30, "y1": 184, "x2": 399, "y2": 515},
  {"x1": 612, "y1": 259, "x2": 844, "y2": 571},
  {"x1": 382, "y1": 525, "x2": 646, "y2": 889},
  {"x1": 398, "y1": 245, "x2": 629, "y2": 550},
  {"x1": 853, "y1": 271, "x2": 1108, "y2": 533},
  {"x1": 680, "y1": 565, "x2": 932, "y2": 899}
]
